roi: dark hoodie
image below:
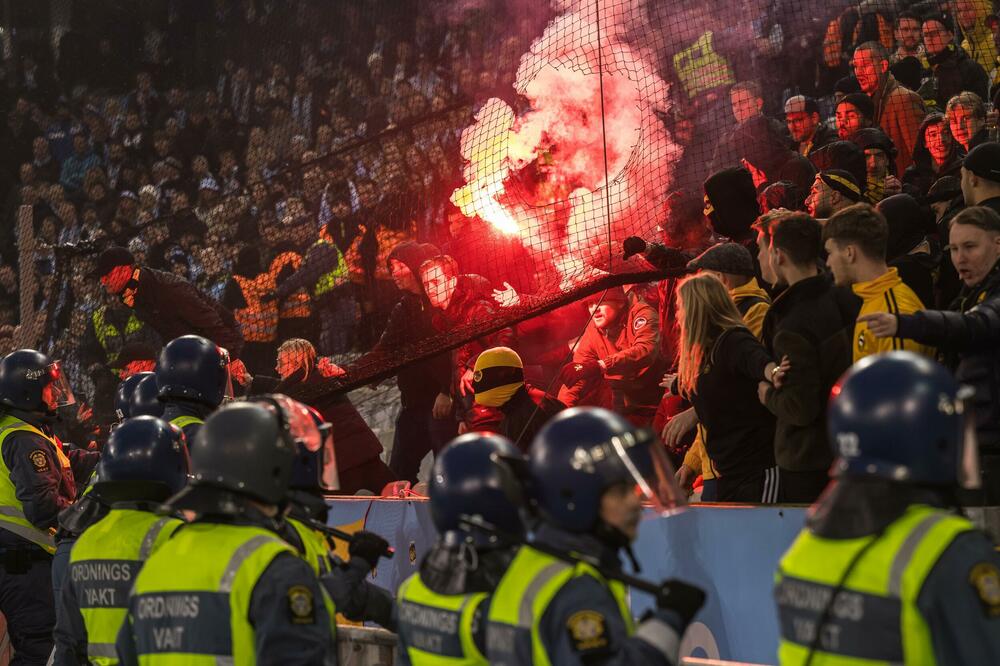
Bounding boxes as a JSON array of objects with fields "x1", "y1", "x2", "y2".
[
  {"x1": 876, "y1": 193, "x2": 939, "y2": 307},
  {"x1": 704, "y1": 166, "x2": 759, "y2": 243},
  {"x1": 902, "y1": 114, "x2": 965, "y2": 196},
  {"x1": 926, "y1": 44, "x2": 990, "y2": 111},
  {"x1": 704, "y1": 167, "x2": 764, "y2": 284},
  {"x1": 466, "y1": 384, "x2": 565, "y2": 451},
  {"x1": 347, "y1": 241, "x2": 450, "y2": 408}
]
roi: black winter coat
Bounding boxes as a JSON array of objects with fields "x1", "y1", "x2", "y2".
[
  {"x1": 897, "y1": 261, "x2": 1000, "y2": 451},
  {"x1": 127, "y1": 267, "x2": 244, "y2": 358},
  {"x1": 927, "y1": 45, "x2": 989, "y2": 110},
  {"x1": 689, "y1": 327, "x2": 776, "y2": 477},
  {"x1": 761, "y1": 274, "x2": 858, "y2": 471}
]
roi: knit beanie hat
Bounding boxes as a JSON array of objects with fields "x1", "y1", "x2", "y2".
[
  {"x1": 473, "y1": 347, "x2": 524, "y2": 407},
  {"x1": 819, "y1": 169, "x2": 864, "y2": 202},
  {"x1": 839, "y1": 93, "x2": 875, "y2": 121},
  {"x1": 963, "y1": 142, "x2": 1000, "y2": 183}
]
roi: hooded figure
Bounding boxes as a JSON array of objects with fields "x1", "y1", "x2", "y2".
[
  {"x1": 875, "y1": 193, "x2": 938, "y2": 307},
  {"x1": 344, "y1": 241, "x2": 454, "y2": 484},
  {"x1": 465, "y1": 346, "x2": 565, "y2": 450},
  {"x1": 851, "y1": 126, "x2": 898, "y2": 203},
  {"x1": 704, "y1": 167, "x2": 760, "y2": 242}
]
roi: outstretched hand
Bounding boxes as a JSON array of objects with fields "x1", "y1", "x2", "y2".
[
  {"x1": 492, "y1": 281, "x2": 520, "y2": 308},
  {"x1": 858, "y1": 312, "x2": 898, "y2": 338}
]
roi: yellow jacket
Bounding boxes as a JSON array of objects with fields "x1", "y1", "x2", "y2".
[
  {"x1": 961, "y1": 0, "x2": 998, "y2": 75},
  {"x1": 682, "y1": 279, "x2": 771, "y2": 482},
  {"x1": 730, "y1": 278, "x2": 770, "y2": 339},
  {"x1": 852, "y1": 267, "x2": 934, "y2": 362}
]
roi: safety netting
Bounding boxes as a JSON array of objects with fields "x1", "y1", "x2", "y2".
[{"x1": 0, "y1": 0, "x2": 981, "y2": 408}]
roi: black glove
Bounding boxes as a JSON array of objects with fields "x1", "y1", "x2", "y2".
[
  {"x1": 557, "y1": 360, "x2": 603, "y2": 387},
  {"x1": 645, "y1": 244, "x2": 692, "y2": 272},
  {"x1": 348, "y1": 530, "x2": 391, "y2": 569},
  {"x1": 622, "y1": 236, "x2": 648, "y2": 260},
  {"x1": 655, "y1": 579, "x2": 706, "y2": 625}
]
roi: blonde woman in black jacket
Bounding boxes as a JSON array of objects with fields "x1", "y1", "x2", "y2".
[{"x1": 673, "y1": 274, "x2": 787, "y2": 502}]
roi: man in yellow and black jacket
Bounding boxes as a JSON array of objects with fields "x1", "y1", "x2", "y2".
[{"x1": 822, "y1": 203, "x2": 934, "y2": 362}]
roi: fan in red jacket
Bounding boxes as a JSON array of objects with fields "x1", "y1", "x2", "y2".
[{"x1": 556, "y1": 286, "x2": 665, "y2": 426}]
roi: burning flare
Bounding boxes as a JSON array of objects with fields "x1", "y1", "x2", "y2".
[{"x1": 450, "y1": 0, "x2": 682, "y2": 291}]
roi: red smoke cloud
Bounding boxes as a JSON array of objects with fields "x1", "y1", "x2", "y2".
[{"x1": 451, "y1": 0, "x2": 680, "y2": 292}]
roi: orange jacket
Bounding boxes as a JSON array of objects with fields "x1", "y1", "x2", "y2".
[
  {"x1": 232, "y1": 272, "x2": 279, "y2": 342},
  {"x1": 271, "y1": 251, "x2": 312, "y2": 319}
]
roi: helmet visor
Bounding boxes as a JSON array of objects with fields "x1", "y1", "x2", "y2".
[
  {"x1": 46, "y1": 362, "x2": 76, "y2": 408},
  {"x1": 608, "y1": 429, "x2": 687, "y2": 515},
  {"x1": 956, "y1": 386, "x2": 981, "y2": 490},
  {"x1": 268, "y1": 394, "x2": 325, "y2": 452}
]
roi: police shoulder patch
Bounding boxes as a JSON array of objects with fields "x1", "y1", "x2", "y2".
[
  {"x1": 287, "y1": 584, "x2": 315, "y2": 624},
  {"x1": 969, "y1": 562, "x2": 1000, "y2": 617},
  {"x1": 633, "y1": 316, "x2": 647, "y2": 331},
  {"x1": 28, "y1": 450, "x2": 49, "y2": 472},
  {"x1": 566, "y1": 609, "x2": 608, "y2": 652}
]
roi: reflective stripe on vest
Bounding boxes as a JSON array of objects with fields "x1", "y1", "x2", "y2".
[
  {"x1": 312, "y1": 240, "x2": 347, "y2": 297},
  {"x1": 93, "y1": 308, "x2": 144, "y2": 363},
  {"x1": 129, "y1": 523, "x2": 295, "y2": 664},
  {"x1": 0, "y1": 416, "x2": 64, "y2": 553},
  {"x1": 284, "y1": 518, "x2": 338, "y2": 643},
  {"x1": 69, "y1": 510, "x2": 181, "y2": 666},
  {"x1": 169, "y1": 416, "x2": 204, "y2": 430},
  {"x1": 287, "y1": 518, "x2": 331, "y2": 576},
  {"x1": 486, "y1": 546, "x2": 633, "y2": 666},
  {"x1": 775, "y1": 505, "x2": 974, "y2": 665},
  {"x1": 396, "y1": 572, "x2": 488, "y2": 665},
  {"x1": 672, "y1": 31, "x2": 735, "y2": 100}
]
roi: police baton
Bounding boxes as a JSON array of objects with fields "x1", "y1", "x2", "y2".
[
  {"x1": 304, "y1": 518, "x2": 395, "y2": 559},
  {"x1": 459, "y1": 514, "x2": 674, "y2": 598}
]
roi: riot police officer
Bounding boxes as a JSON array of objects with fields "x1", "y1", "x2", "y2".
[
  {"x1": 113, "y1": 372, "x2": 151, "y2": 423},
  {"x1": 322, "y1": 432, "x2": 526, "y2": 660},
  {"x1": 486, "y1": 407, "x2": 705, "y2": 666},
  {"x1": 54, "y1": 370, "x2": 159, "y2": 594},
  {"x1": 774, "y1": 352, "x2": 1000, "y2": 664},
  {"x1": 127, "y1": 373, "x2": 164, "y2": 419},
  {"x1": 0, "y1": 349, "x2": 91, "y2": 664},
  {"x1": 154, "y1": 335, "x2": 233, "y2": 441},
  {"x1": 115, "y1": 400, "x2": 334, "y2": 664},
  {"x1": 259, "y1": 397, "x2": 338, "y2": 577},
  {"x1": 395, "y1": 432, "x2": 526, "y2": 665},
  {"x1": 53, "y1": 416, "x2": 189, "y2": 665}
]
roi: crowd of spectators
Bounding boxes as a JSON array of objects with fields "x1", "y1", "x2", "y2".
[{"x1": 0, "y1": 0, "x2": 998, "y2": 503}]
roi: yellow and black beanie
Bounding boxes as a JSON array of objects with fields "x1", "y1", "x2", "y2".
[{"x1": 473, "y1": 347, "x2": 524, "y2": 407}]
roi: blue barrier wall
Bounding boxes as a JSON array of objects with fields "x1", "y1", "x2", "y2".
[{"x1": 325, "y1": 499, "x2": 809, "y2": 665}]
